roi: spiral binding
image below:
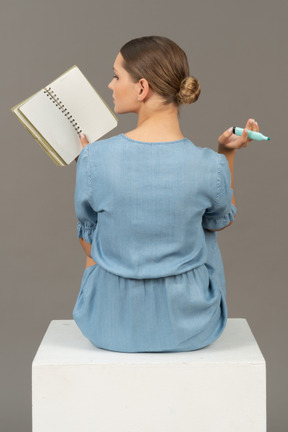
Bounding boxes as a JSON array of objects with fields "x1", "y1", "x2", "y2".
[{"x1": 43, "y1": 87, "x2": 83, "y2": 134}]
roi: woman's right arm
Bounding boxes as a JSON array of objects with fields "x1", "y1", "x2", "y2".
[{"x1": 75, "y1": 133, "x2": 98, "y2": 268}]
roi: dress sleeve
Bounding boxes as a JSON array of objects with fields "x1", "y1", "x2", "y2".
[
  {"x1": 202, "y1": 153, "x2": 237, "y2": 231},
  {"x1": 74, "y1": 145, "x2": 97, "y2": 244}
]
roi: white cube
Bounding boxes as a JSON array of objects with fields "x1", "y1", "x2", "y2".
[{"x1": 32, "y1": 319, "x2": 266, "y2": 432}]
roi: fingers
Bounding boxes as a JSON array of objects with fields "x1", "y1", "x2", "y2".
[
  {"x1": 80, "y1": 132, "x2": 89, "y2": 148},
  {"x1": 240, "y1": 128, "x2": 249, "y2": 147},
  {"x1": 245, "y1": 118, "x2": 253, "y2": 130},
  {"x1": 75, "y1": 132, "x2": 89, "y2": 163},
  {"x1": 252, "y1": 120, "x2": 259, "y2": 132},
  {"x1": 245, "y1": 118, "x2": 259, "y2": 132},
  {"x1": 242, "y1": 118, "x2": 259, "y2": 147},
  {"x1": 218, "y1": 126, "x2": 233, "y2": 146},
  {"x1": 227, "y1": 128, "x2": 249, "y2": 150}
]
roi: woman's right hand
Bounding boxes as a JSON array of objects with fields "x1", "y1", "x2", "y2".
[
  {"x1": 75, "y1": 133, "x2": 89, "y2": 162},
  {"x1": 79, "y1": 132, "x2": 89, "y2": 148},
  {"x1": 218, "y1": 118, "x2": 259, "y2": 150}
]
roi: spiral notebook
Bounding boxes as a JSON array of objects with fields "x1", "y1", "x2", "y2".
[{"x1": 11, "y1": 65, "x2": 118, "y2": 166}]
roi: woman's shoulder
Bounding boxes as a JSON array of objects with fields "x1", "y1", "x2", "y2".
[
  {"x1": 187, "y1": 141, "x2": 220, "y2": 162},
  {"x1": 78, "y1": 134, "x2": 123, "y2": 161},
  {"x1": 88, "y1": 133, "x2": 123, "y2": 149}
]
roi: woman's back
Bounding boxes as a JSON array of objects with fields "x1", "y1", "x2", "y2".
[{"x1": 75, "y1": 133, "x2": 234, "y2": 279}]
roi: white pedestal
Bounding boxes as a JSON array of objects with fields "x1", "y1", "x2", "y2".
[{"x1": 32, "y1": 319, "x2": 266, "y2": 432}]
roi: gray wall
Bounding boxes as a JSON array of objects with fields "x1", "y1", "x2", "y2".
[{"x1": 1, "y1": 0, "x2": 287, "y2": 430}]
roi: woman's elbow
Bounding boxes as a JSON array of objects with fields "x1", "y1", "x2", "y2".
[{"x1": 206, "y1": 220, "x2": 234, "y2": 232}]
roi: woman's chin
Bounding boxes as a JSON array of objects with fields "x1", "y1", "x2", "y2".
[
  {"x1": 113, "y1": 104, "x2": 119, "y2": 114},
  {"x1": 114, "y1": 107, "x2": 125, "y2": 115}
]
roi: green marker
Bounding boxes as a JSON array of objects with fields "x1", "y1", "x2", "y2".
[{"x1": 233, "y1": 127, "x2": 270, "y2": 141}]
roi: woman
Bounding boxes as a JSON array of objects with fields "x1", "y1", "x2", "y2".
[{"x1": 73, "y1": 36, "x2": 259, "y2": 352}]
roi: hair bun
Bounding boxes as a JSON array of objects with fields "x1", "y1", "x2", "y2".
[{"x1": 176, "y1": 76, "x2": 201, "y2": 105}]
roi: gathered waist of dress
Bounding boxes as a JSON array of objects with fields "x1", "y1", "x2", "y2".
[{"x1": 90, "y1": 259, "x2": 207, "y2": 281}]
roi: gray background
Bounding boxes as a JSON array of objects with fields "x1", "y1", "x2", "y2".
[{"x1": 1, "y1": 0, "x2": 287, "y2": 430}]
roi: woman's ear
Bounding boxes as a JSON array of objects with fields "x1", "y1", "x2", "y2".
[{"x1": 138, "y1": 78, "x2": 150, "y2": 101}]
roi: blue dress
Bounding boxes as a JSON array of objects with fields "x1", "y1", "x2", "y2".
[{"x1": 73, "y1": 133, "x2": 236, "y2": 352}]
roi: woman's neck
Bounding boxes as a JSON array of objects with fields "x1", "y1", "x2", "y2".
[{"x1": 125, "y1": 101, "x2": 185, "y2": 142}]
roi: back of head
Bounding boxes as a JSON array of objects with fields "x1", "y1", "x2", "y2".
[{"x1": 120, "y1": 36, "x2": 200, "y2": 106}]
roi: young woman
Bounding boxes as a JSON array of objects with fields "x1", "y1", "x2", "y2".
[{"x1": 73, "y1": 36, "x2": 259, "y2": 352}]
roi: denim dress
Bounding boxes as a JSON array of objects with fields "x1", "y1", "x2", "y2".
[{"x1": 73, "y1": 133, "x2": 236, "y2": 352}]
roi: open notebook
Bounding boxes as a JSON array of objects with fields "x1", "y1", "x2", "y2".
[{"x1": 11, "y1": 65, "x2": 118, "y2": 166}]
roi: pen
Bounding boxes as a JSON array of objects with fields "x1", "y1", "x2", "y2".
[{"x1": 233, "y1": 127, "x2": 270, "y2": 141}]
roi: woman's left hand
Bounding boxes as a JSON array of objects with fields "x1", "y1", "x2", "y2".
[
  {"x1": 218, "y1": 118, "x2": 259, "y2": 150},
  {"x1": 75, "y1": 132, "x2": 89, "y2": 162}
]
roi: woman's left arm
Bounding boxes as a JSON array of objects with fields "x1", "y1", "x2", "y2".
[{"x1": 215, "y1": 118, "x2": 259, "y2": 230}]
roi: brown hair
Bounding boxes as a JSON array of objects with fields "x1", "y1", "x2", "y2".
[{"x1": 120, "y1": 36, "x2": 200, "y2": 106}]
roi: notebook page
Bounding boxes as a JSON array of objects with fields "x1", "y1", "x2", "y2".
[
  {"x1": 49, "y1": 67, "x2": 117, "y2": 143},
  {"x1": 19, "y1": 90, "x2": 82, "y2": 164}
]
